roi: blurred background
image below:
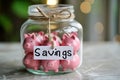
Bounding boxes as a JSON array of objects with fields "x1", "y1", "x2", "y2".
[{"x1": 0, "y1": 0, "x2": 119, "y2": 42}]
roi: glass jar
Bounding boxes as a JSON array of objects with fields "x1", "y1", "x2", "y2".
[{"x1": 20, "y1": 4, "x2": 83, "y2": 75}]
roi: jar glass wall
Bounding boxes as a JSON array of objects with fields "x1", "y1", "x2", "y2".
[{"x1": 20, "y1": 4, "x2": 83, "y2": 75}]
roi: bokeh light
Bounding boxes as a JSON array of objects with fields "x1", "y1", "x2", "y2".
[
  {"x1": 80, "y1": 1, "x2": 91, "y2": 14},
  {"x1": 95, "y1": 22, "x2": 104, "y2": 34}
]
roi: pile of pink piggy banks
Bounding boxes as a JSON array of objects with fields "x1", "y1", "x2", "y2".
[{"x1": 23, "y1": 31, "x2": 81, "y2": 72}]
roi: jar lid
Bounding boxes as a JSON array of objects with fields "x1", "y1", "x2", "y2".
[{"x1": 28, "y1": 4, "x2": 75, "y2": 20}]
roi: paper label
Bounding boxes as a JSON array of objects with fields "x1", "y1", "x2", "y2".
[{"x1": 34, "y1": 46, "x2": 73, "y2": 60}]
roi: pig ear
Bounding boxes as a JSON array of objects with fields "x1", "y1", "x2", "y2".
[
  {"x1": 38, "y1": 31, "x2": 44, "y2": 35},
  {"x1": 31, "y1": 34, "x2": 36, "y2": 39},
  {"x1": 71, "y1": 32, "x2": 78, "y2": 36},
  {"x1": 24, "y1": 34, "x2": 28, "y2": 38},
  {"x1": 62, "y1": 34, "x2": 68, "y2": 39},
  {"x1": 27, "y1": 33, "x2": 32, "y2": 37},
  {"x1": 53, "y1": 36, "x2": 56, "y2": 41},
  {"x1": 31, "y1": 33, "x2": 35, "y2": 36},
  {"x1": 71, "y1": 35, "x2": 75, "y2": 39},
  {"x1": 44, "y1": 35, "x2": 48, "y2": 39}
]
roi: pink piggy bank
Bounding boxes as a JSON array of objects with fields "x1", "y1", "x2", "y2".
[
  {"x1": 41, "y1": 60, "x2": 60, "y2": 72},
  {"x1": 46, "y1": 36, "x2": 60, "y2": 47},
  {"x1": 23, "y1": 34, "x2": 40, "y2": 54},
  {"x1": 60, "y1": 54, "x2": 80, "y2": 71},
  {"x1": 37, "y1": 31, "x2": 48, "y2": 45},
  {"x1": 44, "y1": 32, "x2": 62, "y2": 45},
  {"x1": 43, "y1": 35, "x2": 60, "y2": 48},
  {"x1": 61, "y1": 32, "x2": 80, "y2": 54},
  {"x1": 23, "y1": 53, "x2": 40, "y2": 70}
]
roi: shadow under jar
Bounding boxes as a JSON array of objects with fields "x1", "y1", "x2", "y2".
[{"x1": 20, "y1": 4, "x2": 83, "y2": 75}]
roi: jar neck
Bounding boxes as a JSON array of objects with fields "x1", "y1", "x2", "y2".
[{"x1": 28, "y1": 4, "x2": 75, "y2": 21}]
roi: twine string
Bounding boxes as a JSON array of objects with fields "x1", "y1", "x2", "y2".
[
  {"x1": 36, "y1": 7, "x2": 48, "y2": 18},
  {"x1": 36, "y1": 7, "x2": 55, "y2": 49}
]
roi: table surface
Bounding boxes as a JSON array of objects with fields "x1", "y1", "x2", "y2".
[{"x1": 0, "y1": 42, "x2": 120, "y2": 80}]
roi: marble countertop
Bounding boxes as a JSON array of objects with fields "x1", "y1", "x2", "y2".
[{"x1": 0, "y1": 42, "x2": 120, "y2": 80}]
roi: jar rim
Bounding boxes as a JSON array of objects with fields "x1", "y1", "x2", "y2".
[{"x1": 28, "y1": 4, "x2": 74, "y2": 15}]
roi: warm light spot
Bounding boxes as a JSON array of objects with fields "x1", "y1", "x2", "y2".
[
  {"x1": 95, "y1": 22, "x2": 104, "y2": 34},
  {"x1": 50, "y1": 25, "x2": 57, "y2": 30},
  {"x1": 80, "y1": 1, "x2": 91, "y2": 14},
  {"x1": 47, "y1": 0, "x2": 58, "y2": 6},
  {"x1": 85, "y1": 0, "x2": 95, "y2": 4}
]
